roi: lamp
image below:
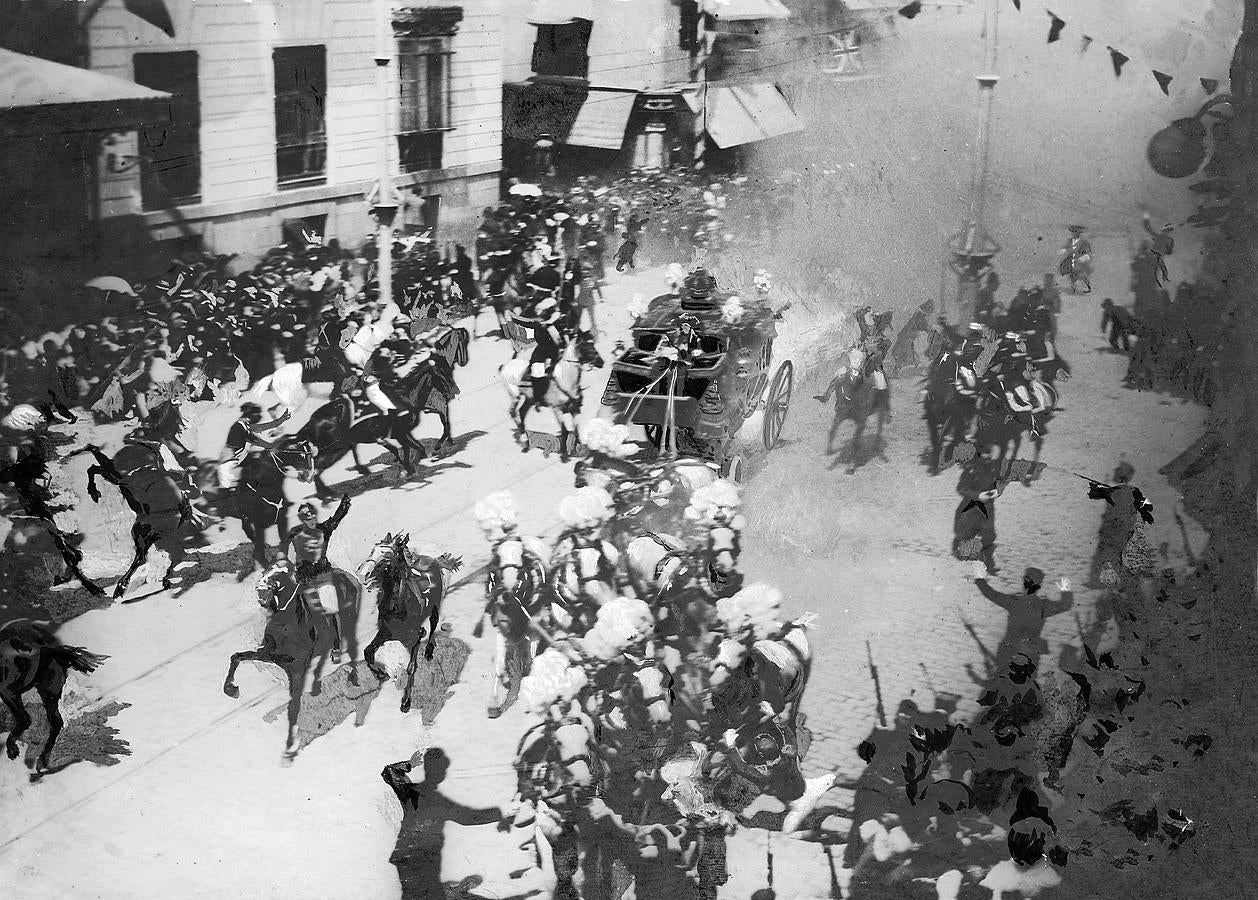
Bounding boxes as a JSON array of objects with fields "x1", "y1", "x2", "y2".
[{"x1": 1147, "y1": 94, "x2": 1233, "y2": 179}]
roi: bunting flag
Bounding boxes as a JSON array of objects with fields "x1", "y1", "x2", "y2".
[
  {"x1": 902, "y1": 0, "x2": 1225, "y2": 101},
  {"x1": 123, "y1": 0, "x2": 175, "y2": 37},
  {"x1": 1046, "y1": 12, "x2": 1066, "y2": 44},
  {"x1": 1107, "y1": 46, "x2": 1130, "y2": 78}
]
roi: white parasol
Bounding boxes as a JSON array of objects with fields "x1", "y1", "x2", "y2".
[{"x1": 508, "y1": 183, "x2": 543, "y2": 198}]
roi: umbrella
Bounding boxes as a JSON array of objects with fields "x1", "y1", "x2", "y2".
[
  {"x1": 84, "y1": 275, "x2": 138, "y2": 298},
  {"x1": 509, "y1": 183, "x2": 543, "y2": 197}
]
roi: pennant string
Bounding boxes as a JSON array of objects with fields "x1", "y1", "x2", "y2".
[
  {"x1": 1201, "y1": 78, "x2": 1219, "y2": 95},
  {"x1": 1080, "y1": 35, "x2": 1093, "y2": 55},
  {"x1": 1152, "y1": 70, "x2": 1173, "y2": 96}
]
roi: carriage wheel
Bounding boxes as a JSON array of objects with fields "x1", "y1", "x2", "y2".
[
  {"x1": 722, "y1": 454, "x2": 745, "y2": 484},
  {"x1": 762, "y1": 360, "x2": 794, "y2": 451}
]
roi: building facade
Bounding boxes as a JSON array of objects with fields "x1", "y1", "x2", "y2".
[
  {"x1": 501, "y1": 0, "x2": 805, "y2": 179},
  {"x1": 86, "y1": 0, "x2": 503, "y2": 266}
]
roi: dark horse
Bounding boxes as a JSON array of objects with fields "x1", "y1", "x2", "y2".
[
  {"x1": 83, "y1": 438, "x2": 203, "y2": 598},
  {"x1": 206, "y1": 442, "x2": 315, "y2": 572},
  {"x1": 289, "y1": 398, "x2": 429, "y2": 498},
  {"x1": 921, "y1": 354, "x2": 980, "y2": 475},
  {"x1": 1, "y1": 619, "x2": 108, "y2": 775},
  {"x1": 823, "y1": 350, "x2": 890, "y2": 475},
  {"x1": 223, "y1": 559, "x2": 347, "y2": 761},
  {"x1": 356, "y1": 533, "x2": 462, "y2": 714}
]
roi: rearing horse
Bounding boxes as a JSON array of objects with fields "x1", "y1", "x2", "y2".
[
  {"x1": 357, "y1": 533, "x2": 462, "y2": 714},
  {"x1": 500, "y1": 331, "x2": 604, "y2": 463}
]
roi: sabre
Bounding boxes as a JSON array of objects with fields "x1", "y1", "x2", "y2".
[{"x1": 866, "y1": 639, "x2": 888, "y2": 728}]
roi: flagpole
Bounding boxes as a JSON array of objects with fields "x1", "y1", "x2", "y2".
[{"x1": 372, "y1": 0, "x2": 398, "y2": 308}]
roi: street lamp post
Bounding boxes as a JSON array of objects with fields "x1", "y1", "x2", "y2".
[{"x1": 371, "y1": 0, "x2": 400, "y2": 308}]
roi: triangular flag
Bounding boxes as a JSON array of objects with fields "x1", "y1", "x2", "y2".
[
  {"x1": 1152, "y1": 70, "x2": 1174, "y2": 95},
  {"x1": 1047, "y1": 12, "x2": 1066, "y2": 43},
  {"x1": 1011, "y1": 0, "x2": 1021, "y2": 10},
  {"x1": 1201, "y1": 78, "x2": 1219, "y2": 95},
  {"x1": 1107, "y1": 47, "x2": 1130, "y2": 77},
  {"x1": 899, "y1": 1, "x2": 923, "y2": 19},
  {"x1": 123, "y1": 0, "x2": 175, "y2": 37},
  {"x1": 1080, "y1": 35, "x2": 1093, "y2": 54}
]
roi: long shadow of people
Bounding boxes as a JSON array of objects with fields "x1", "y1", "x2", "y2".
[
  {"x1": 972, "y1": 568, "x2": 1073, "y2": 675},
  {"x1": 381, "y1": 748, "x2": 505, "y2": 900}
]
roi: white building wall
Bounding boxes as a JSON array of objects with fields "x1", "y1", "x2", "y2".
[
  {"x1": 89, "y1": 0, "x2": 502, "y2": 259},
  {"x1": 502, "y1": 0, "x2": 688, "y2": 89}
]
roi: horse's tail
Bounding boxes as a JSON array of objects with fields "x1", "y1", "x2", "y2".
[
  {"x1": 332, "y1": 569, "x2": 362, "y2": 618},
  {"x1": 49, "y1": 644, "x2": 109, "y2": 675}
]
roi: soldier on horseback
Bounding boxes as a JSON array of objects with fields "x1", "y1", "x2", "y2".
[
  {"x1": 524, "y1": 298, "x2": 567, "y2": 406},
  {"x1": 280, "y1": 495, "x2": 352, "y2": 662},
  {"x1": 1059, "y1": 225, "x2": 1093, "y2": 293},
  {"x1": 219, "y1": 402, "x2": 291, "y2": 491}
]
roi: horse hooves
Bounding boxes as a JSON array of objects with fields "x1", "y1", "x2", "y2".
[
  {"x1": 400, "y1": 697, "x2": 412, "y2": 714},
  {"x1": 223, "y1": 683, "x2": 240, "y2": 698},
  {"x1": 487, "y1": 705, "x2": 503, "y2": 719},
  {"x1": 112, "y1": 584, "x2": 128, "y2": 599},
  {"x1": 311, "y1": 680, "x2": 322, "y2": 697},
  {"x1": 6, "y1": 742, "x2": 19, "y2": 760}
]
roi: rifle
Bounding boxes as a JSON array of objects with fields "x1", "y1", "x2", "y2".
[
  {"x1": 866, "y1": 640, "x2": 888, "y2": 728},
  {"x1": 1074, "y1": 472, "x2": 1116, "y2": 504}
]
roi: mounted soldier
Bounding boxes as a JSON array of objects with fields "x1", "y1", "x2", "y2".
[
  {"x1": 1058, "y1": 224, "x2": 1093, "y2": 293},
  {"x1": 280, "y1": 495, "x2": 353, "y2": 663},
  {"x1": 218, "y1": 402, "x2": 291, "y2": 491}
]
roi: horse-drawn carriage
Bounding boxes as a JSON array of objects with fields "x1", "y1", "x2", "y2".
[{"x1": 598, "y1": 279, "x2": 793, "y2": 482}]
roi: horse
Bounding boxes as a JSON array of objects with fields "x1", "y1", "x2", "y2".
[
  {"x1": 388, "y1": 352, "x2": 464, "y2": 460},
  {"x1": 356, "y1": 533, "x2": 463, "y2": 714},
  {"x1": 824, "y1": 349, "x2": 891, "y2": 474},
  {"x1": 83, "y1": 440, "x2": 204, "y2": 598},
  {"x1": 483, "y1": 534, "x2": 550, "y2": 718},
  {"x1": 205, "y1": 442, "x2": 315, "y2": 571},
  {"x1": 288, "y1": 398, "x2": 427, "y2": 497},
  {"x1": 0, "y1": 620, "x2": 108, "y2": 775},
  {"x1": 223, "y1": 560, "x2": 339, "y2": 761},
  {"x1": 974, "y1": 378, "x2": 1058, "y2": 466},
  {"x1": 547, "y1": 529, "x2": 621, "y2": 633},
  {"x1": 246, "y1": 300, "x2": 404, "y2": 409},
  {"x1": 500, "y1": 331, "x2": 605, "y2": 464},
  {"x1": 705, "y1": 623, "x2": 837, "y2": 830},
  {"x1": 623, "y1": 522, "x2": 743, "y2": 607}
]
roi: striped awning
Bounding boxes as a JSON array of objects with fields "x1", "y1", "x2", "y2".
[
  {"x1": 566, "y1": 92, "x2": 637, "y2": 150},
  {"x1": 713, "y1": 0, "x2": 792, "y2": 21},
  {"x1": 705, "y1": 83, "x2": 803, "y2": 149}
]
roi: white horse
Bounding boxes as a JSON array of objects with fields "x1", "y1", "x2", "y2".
[
  {"x1": 499, "y1": 331, "x2": 604, "y2": 462},
  {"x1": 246, "y1": 300, "x2": 403, "y2": 409}
]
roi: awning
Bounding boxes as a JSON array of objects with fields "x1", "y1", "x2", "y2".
[
  {"x1": 527, "y1": 0, "x2": 594, "y2": 25},
  {"x1": 0, "y1": 48, "x2": 171, "y2": 137},
  {"x1": 503, "y1": 82, "x2": 588, "y2": 143},
  {"x1": 704, "y1": 83, "x2": 803, "y2": 148},
  {"x1": 566, "y1": 92, "x2": 637, "y2": 150},
  {"x1": 713, "y1": 0, "x2": 792, "y2": 21},
  {"x1": 840, "y1": 0, "x2": 903, "y2": 10}
]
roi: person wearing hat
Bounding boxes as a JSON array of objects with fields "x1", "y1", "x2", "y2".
[
  {"x1": 1141, "y1": 213, "x2": 1174, "y2": 287},
  {"x1": 218, "y1": 402, "x2": 290, "y2": 490},
  {"x1": 524, "y1": 298, "x2": 566, "y2": 405},
  {"x1": 1058, "y1": 225, "x2": 1093, "y2": 293},
  {"x1": 614, "y1": 229, "x2": 640, "y2": 273},
  {"x1": 973, "y1": 566, "x2": 1073, "y2": 670},
  {"x1": 280, "y1": 495, "x2": 353, "y2": 662}
]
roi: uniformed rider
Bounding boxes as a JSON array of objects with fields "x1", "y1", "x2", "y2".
[{"x1": 281, "y1": 495, "x2": 352, "y2": 661}]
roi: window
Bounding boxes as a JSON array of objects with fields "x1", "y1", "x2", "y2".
[
  {"x1": 532, "y1": 19, "x2": 592, "y2": 78},
  {"x1": 396, "y1": 37, "x2": 452, "y2": 172},
  {"x1": 133, "y1": 51, "x2": 201, "y2": 208},
  {"x1": 273, "y1": 45, "x2": 328, "y2": 186}
]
